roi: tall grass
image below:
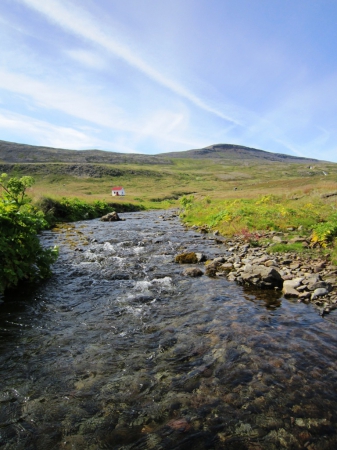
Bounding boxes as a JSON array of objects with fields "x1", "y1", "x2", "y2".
[{"x1": 180, "y1": 193, "x2": 337, "y2": 235}]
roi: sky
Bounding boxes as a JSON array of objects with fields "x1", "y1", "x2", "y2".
[{"x1": 0, "y1": 0, "x2": 337, "y2": 162}]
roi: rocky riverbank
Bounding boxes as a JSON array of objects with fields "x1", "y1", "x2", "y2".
[{"x1": 176, "y1": 227, "x2": 337, "y2": 316}]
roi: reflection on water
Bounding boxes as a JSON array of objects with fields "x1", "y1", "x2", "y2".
[{"x1": 1, "y1": 210, "x2": 337, "y2": 449}]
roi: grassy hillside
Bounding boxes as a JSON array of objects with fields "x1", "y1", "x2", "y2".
[{"x1": 0, "y1": 139, "x2": 336, "y2": 211}]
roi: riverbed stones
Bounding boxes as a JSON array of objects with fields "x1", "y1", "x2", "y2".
[{"x1": 175, "y1": 228, "x2": 337, "y2": 314}]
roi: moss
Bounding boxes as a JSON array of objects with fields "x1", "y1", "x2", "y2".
[{"x1": 175, "y1": 252, "x2": 198, "y2": 264}]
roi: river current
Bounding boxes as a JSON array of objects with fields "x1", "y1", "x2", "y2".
[{"x1": 1, "y1": 210, "x2": 337, "y2": 449}]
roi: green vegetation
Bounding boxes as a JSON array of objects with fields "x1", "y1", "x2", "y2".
[
  {"x1": 268, "y1": 243, "x2": 306, "y2": 253},
  {"x1": 311, "y1": 213, "x2": 337, "y2": 247},
  {"x1": 36, "y1": 196, "x2": 144, "y2": 227},
  {"x1": 1, "y1": 144, "x2": 337, "y2": 265},
  {"x1": 179, "y1": 194, "x2": 331, "y2": 233},
  {"x1": 179, "y1": 193, "x2": 337, "y2": 263},
  {"x1": 0, "y1": 174, "x2": 58, "y2": 293}
]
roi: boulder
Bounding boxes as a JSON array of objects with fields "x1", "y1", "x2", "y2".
[
  {"x1": 220, "y1": 262, "x2": 234, "y2": 271},
  {"x1": 195, "y1": 252, "x2": 207, "y2": 262},
  {"x1": 183, "y1": 268, "x2": 203, "y2": 277},
  {"x1": 282, "y1": 279, "x2": 304, "y2": 297},
  {"x1": 308, "y1": 281, "x2": 333, "y2": 292},
  {"x1": 205, "y1": 257, "x2": 225, "y2": 277},
  {"x1": 175, "y1": 252, "x2": 198, "y2": 264},
  {"x1": 311, "y1": 288, "x2": 329, "y2": 300},
  {"x1": 100, "y1": 211, "x2": 121, "y2": 221},
  {"x1": 240, "y1": 264, "x2": 283, "y2": 289}
]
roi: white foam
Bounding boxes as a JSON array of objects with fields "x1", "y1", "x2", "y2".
[{"x1": 103, "y1": 242, "x2": 116, "y2": 254}]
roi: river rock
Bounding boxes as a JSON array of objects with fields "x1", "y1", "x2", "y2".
[
  {"x1": 282, "y1": 279, "x2": 303, "y2": 297},
  {"x1": 220, "y1": 262, "x2": 233, "y2": 271},
  {"x1": 240, "y1": 265, "x2": 283, "y2": 289},
  {"x1": 183, "y1": 267, "x2": 203, "y2": 277},
  {"x1": 195, "y1": 252, "x2": 207, "y2": 262},
  {"x1": 265, "y1": 259, "x2": 278, "y2": 267},
  {"x1": 272, "y1": 236, "x2": 284, "y2": 243},
  {"x1": 175, "y1": 252, "x2": 198, "y2": 264},
  {"x1": 311, "y1": 288, "x2": 329, "y2": 300},
  {"x1": 205, "y1": 257, "x2": 225, "y2": 277},
  {"x1": 308, "y1": 281, "x2": 333, "y2": 292},
  {"x1": 100, "y1": 211, "x2": 121, "y2": 221}
]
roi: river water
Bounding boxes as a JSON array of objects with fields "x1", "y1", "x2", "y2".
[{"x1": 1, "y1": 210, "x2": 337, "y2": 449}]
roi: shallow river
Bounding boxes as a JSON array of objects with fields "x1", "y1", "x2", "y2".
[{"x1": 1, "y1": 210, "x2": 337, "y2": 449}]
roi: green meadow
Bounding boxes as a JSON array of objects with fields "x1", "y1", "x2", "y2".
[{"x1": 2, "y1": 155, "x2": 337, "y2": 261}]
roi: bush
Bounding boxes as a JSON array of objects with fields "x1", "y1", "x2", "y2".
[
  {"x1": 36, "y1": 197, "x2": 113, "y2": 225},
  {"x1": 37, "y1": 196, "x2": 145, "y2": 226},
  {"x1": 311, "y1": 213, "x2": 337, "y2": 247},
  {"x1": 0, "y1": 174, "x2": 58, "y2": 293}
]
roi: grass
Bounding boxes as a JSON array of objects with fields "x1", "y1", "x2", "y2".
[
  {"x1": 3, "y1": 156, "x2": 337, "y2": 261},
  {"x1": 268, "y1": 243, "x2": 306, "y2": 253}
]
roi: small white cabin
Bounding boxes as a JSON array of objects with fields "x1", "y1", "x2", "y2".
[{"x1": 111, "y1": 186, "x2": 125, "y2": 196}]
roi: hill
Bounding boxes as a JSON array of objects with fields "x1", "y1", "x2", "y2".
[
  {"x1": 0, "y1": 140, "x2": 169, "y2": 165},
  {"x1": 0, "y1": 140, "x2": 324, "y2": 165},
  {"x1": 0, "y1": 139, "x2": 335, "y2": 210},
  {"x1": 160, "y1": 143, "x2": 322, "y2": 163}
]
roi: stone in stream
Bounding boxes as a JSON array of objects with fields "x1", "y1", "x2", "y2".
[
  {"x1": 175, "y1": 252, "x2": 199, "y2": 264},
  {"x1": 205, "y1": 257, "x2": 225, "y2": 277},
  {"x1": 240, "y1": 264, "x2": 283, "y2": 289},
  {"x1": 182, "y1": 267, "x2": 203, "y2": 277},
  {"x1": 100, "y1": 211, "x2": 121, "y2": 221}
]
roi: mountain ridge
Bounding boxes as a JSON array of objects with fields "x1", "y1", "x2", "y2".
[{"x1": 0, "y1": 139, "x2": 325, "y2": 165}]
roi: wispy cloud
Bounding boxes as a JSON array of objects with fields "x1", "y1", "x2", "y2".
[
  {"x1": 19, "y1": 0, "x2": 242, "y2": 126},
  {"x1": 0, "y1": 67, "x2": 206, "y2": 150},
  {"x1": 0, "y1": 109, "x2": 107, "y2": 149},
  {"x1": 66, "y1": 49, "x2": 107, "y2": 70}
]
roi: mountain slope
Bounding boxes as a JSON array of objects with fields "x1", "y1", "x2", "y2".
[
  {"x1": 0, "y1": 139, "x2": 325, "y2": 165},
  {"x1": 160, "y1": 144, "x2": 322, "y2": 163}
]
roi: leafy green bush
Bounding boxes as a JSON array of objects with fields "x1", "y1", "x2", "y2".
[
  {"x1": 37, "y1": 196, "x2": 144, "y2": 225},
  {"x1": 36, "y1": 197, "x2": 113, "y2": 225},
  {"x1": 180, "y1": 195, "x2": 194, "y2": 210},
  {"x1": 311, "y1": 213, "x2": 337, "y2": 247},
  {"x1": 0, "y1": 174, "x2": 58, "y2": 293}
]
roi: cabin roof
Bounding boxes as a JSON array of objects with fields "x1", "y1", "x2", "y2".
[{"x1": 111, "y1": 186, "x2": 124, "y2": 190}]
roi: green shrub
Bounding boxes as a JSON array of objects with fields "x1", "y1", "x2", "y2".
[
  {"x1": 0, "y1": 174, "x2": 58, "y2": 293},
  {"x1": 180, "y1": 195, "x2": 194, "y2": 210},
  {"x1": 37, "y1": 197, "x2": 113, "y2": 225},
  {"x1": 311, "y1": 213, "x2": 337, "y2": 247}
]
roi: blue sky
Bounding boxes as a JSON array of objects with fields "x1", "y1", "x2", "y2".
[{"x1": 0, "y1": 0, "x2": 337, "y2": 161}]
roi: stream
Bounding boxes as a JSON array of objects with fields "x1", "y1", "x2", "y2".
[{"x1": 1, "y1": 209, "x2": 337, "y2": 449}]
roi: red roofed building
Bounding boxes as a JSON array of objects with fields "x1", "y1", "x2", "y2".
[{"x1": 111, "y1": 186, "x2": 125, "y2": 196}]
